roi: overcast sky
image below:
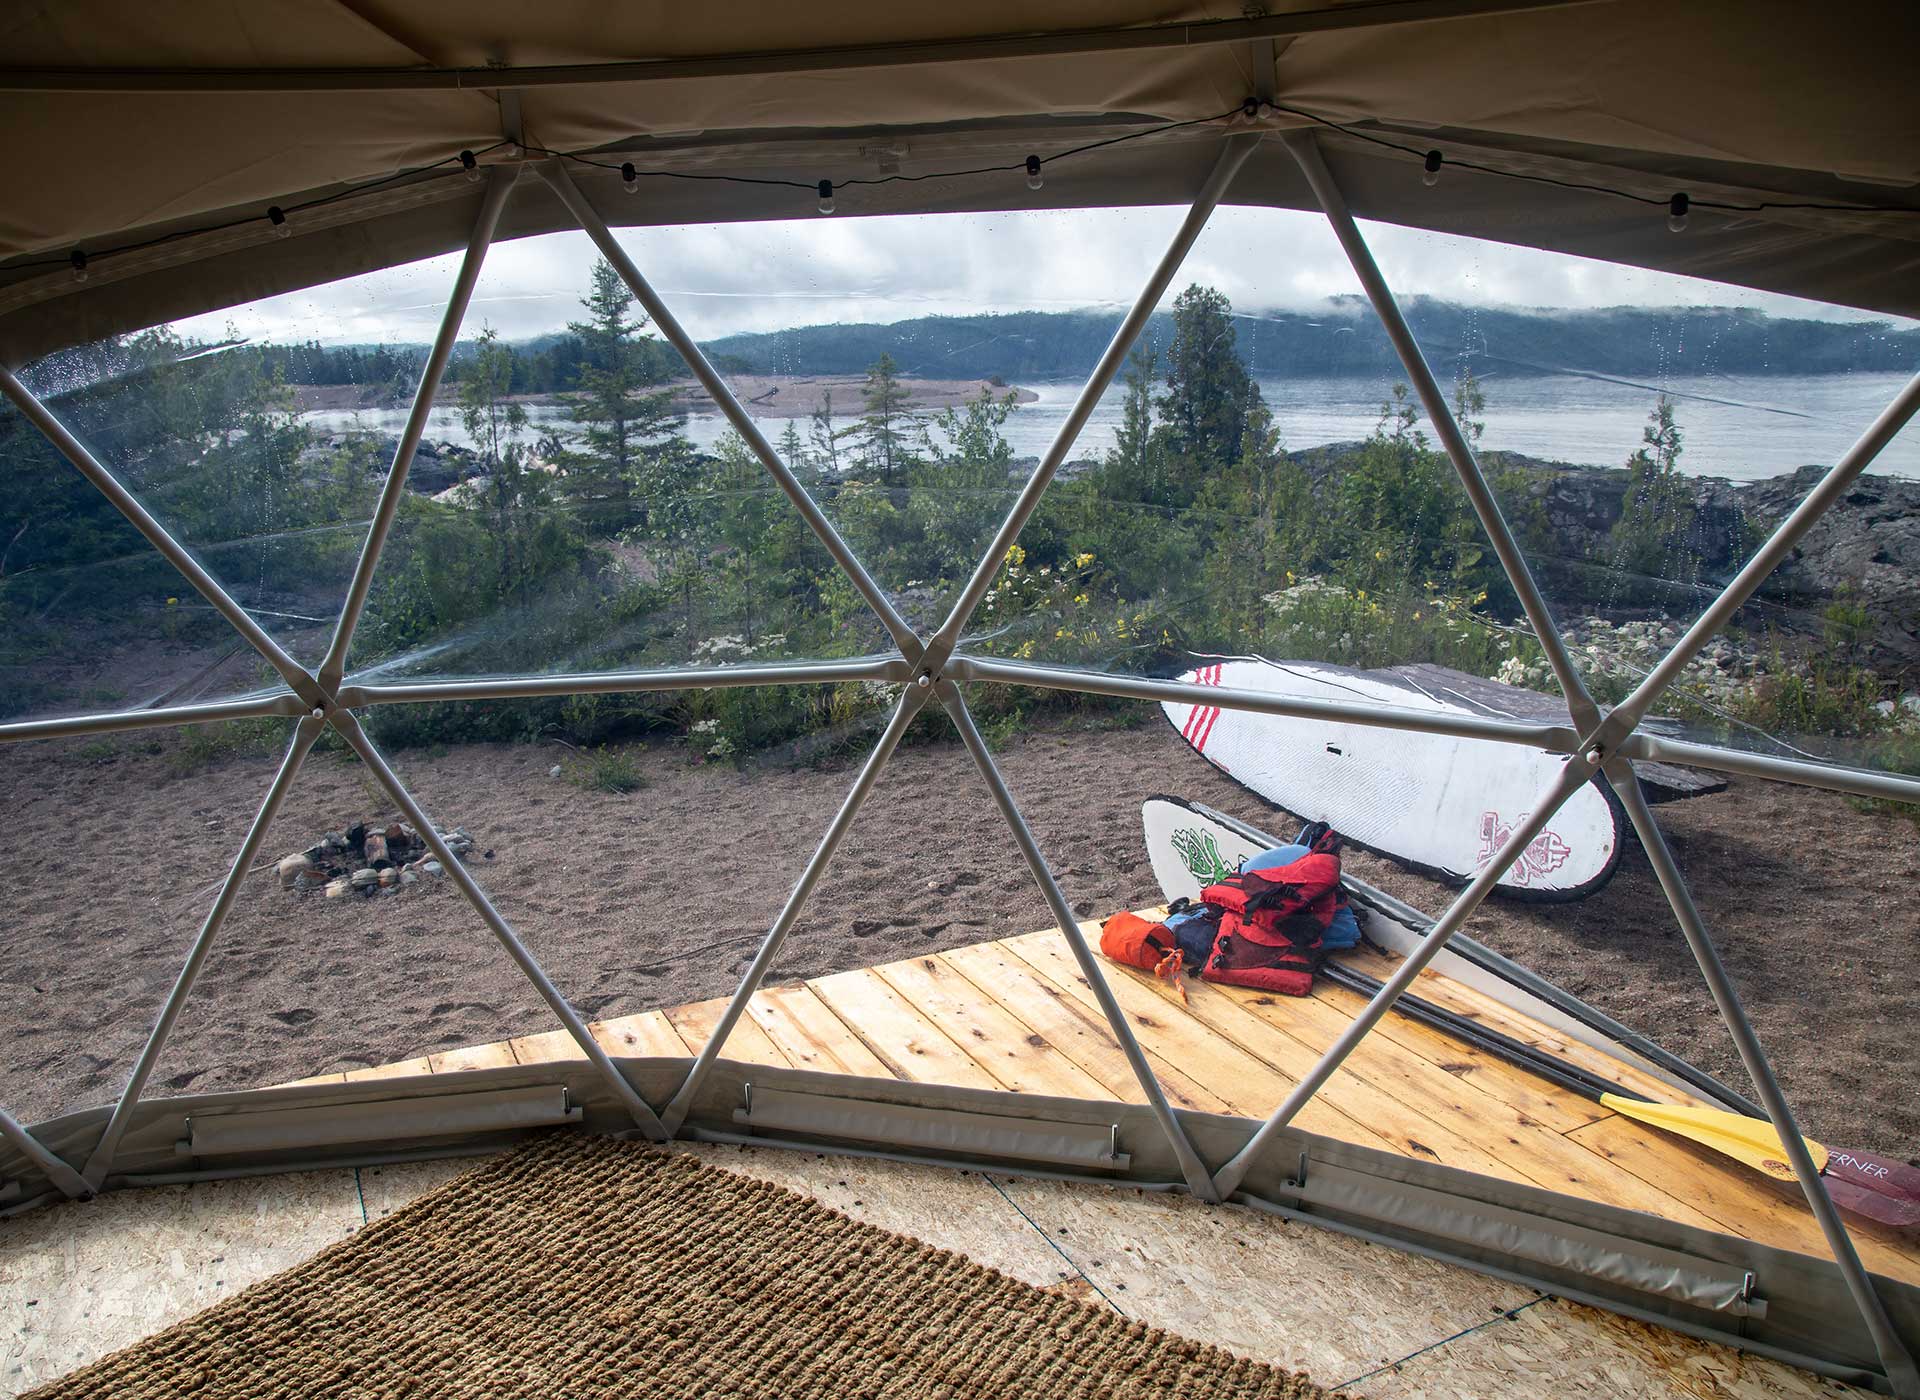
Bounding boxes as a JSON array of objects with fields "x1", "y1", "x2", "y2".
[{"x1": 177, "y1": 204, "x2": 1902, "y2": 349}]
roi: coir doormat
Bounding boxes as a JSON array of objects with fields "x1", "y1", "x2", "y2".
[{"x1": 30, "y1": 1133, "x2": 1333, "y2": 1398}]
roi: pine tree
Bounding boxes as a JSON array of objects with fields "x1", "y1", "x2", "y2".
[
  {"x1": 852, "y1": 352, "x2": 916, "y2": 486},
  {"x1": 1100, "y1": 344, "x2": 1165, "y2": 505},
  {"x1": 1158, "y1": 284, "x2": 1260, "y2": 477},
  {"x1": 808, "y1": 386, "x2": 845, "y2": 477},
  {"x1": 562, "y1": 259, "x2": 689, "y2": 533},
  {"x1": 1611, "y1": 395, "x2": 1695, "y2": 585},
  {"x1": 459, "y1": 327, "x2": 551, "y2": 597}
]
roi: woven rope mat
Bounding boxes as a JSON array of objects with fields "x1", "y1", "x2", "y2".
[{"x1": 30, "y1": 1133, "x2": 1334, "y2": 1399}]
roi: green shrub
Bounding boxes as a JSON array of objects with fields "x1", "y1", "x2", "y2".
[{"x1": 569, "y1": 745, "x2": 645, "y2": 794}]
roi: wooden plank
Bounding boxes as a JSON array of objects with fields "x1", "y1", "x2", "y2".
[
  {"x1": 426, "y1": 1040, "x2": 519, "y2": 1074},
  {"x1": 746, "y1": 985, "x2": 892, "y2": 1079},
  {"x1": 1309, "y1": 977, "x2": 1609, "y2": 1133},
  {"x1": 663, "y1": 997, "x2": 788, "y2": 1069},
  {"x1": 997, "y1": 933, "x2": 1415, "y2": 1163},
  {"x1": 870, "y1": 953, "x2": 1110, "y2": 1099},
  {"x1": 1340, "y1": 945, "x2": 1711, "y2": 1109},
  {"x1": 592, "y1": 1009, "x2": 692, "y2": 1060},
  {"x1": 1568, "y1": 1115, "x2": 1920, "y2": 1286},
  {"x1": 1205, "y1": 968, "x2": 1721, "y2": 1226},
  {"x1": 274, "y1": 1070, "x2": 348, "y2": 1088},
  {"x1": 506, "y1": 1026, "x2": 590, "y2": 1066},
  {"x1": 343, "y1": 1054, "x2": 434, "y2": 1082},
  {"x1": 809, "y1": 969, "x2": 1001, "y2": 1090},
  {"x1": 941, "y1": 942, "x2": 1234, "y2": 1116}
]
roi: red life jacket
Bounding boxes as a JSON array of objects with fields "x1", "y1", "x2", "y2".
[{"x1": 1198, "y1": 851, "x2": 1340, "y2": 997}]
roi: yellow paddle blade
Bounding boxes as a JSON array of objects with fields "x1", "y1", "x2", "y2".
[{"x1": 1601, "y1": 1094, "x2": 1829, "y2": 1183}]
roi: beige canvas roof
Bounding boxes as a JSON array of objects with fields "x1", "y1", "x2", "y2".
[{"x1": 1, "y1": 0, "x2": 1916, "y2": 363}]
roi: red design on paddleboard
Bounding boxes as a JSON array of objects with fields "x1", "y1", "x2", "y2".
[
  {"x1": 1181, "y1": 664, "x2": 1224, "y2": 753},
  {"x1": 1477, "y1": 810, "x2": 1573, "y2": 885}
]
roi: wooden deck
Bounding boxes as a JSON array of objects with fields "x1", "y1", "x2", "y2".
[{"x1": 285, "y1": 919, "x2": 1920, "y2": 1288}]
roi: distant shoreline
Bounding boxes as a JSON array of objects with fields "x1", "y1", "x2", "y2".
[{"x1": 290, "y1": 375, "x2": 1038, "y2": 418}]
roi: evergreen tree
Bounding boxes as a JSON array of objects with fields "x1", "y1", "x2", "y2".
[
  {"x1": 851, "y1": 352, "x2": 916, "y2": 486},
  {"x1": 1157, "y1": 284, "x2": 1261, "y2": 478},
  {"x1": 459, "y1": 328, "x2": 575, "y2": 600},
  {"x1": 808, "y1": 387, "x2": 845, "y2": 477},
  {"x1": 1097, "y1": 345, "x2": 1166, "y2": 505},
  {"x1": 1610, "y1": 395, "x2": 1695, "y2": 585},
  {"x1": 1451, "y1": 365, "x2": 1487, "y2": 449},
  {"x1": 561, "y1": 259, "x2": 689, "y2": 532}
]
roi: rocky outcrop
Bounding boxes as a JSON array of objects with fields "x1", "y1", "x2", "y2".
[
  {"x1": 1507, "y1": 458, "x2": 1919, "y2": 667},
  {"x1": 1292, "y1": 442, "x2": 1920, "y2": 672}
]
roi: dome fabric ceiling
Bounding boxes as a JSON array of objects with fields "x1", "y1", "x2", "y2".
[{"x1": 0, "y1": 0, "x2": 1916, "y2": 365}]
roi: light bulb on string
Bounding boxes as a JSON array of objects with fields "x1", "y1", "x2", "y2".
[
  {"x1": 1025, "y1": 155, "x2": 1044, "y2": 191},
  {"x1": 268, "y1": 206, "x2": 291, "y2": 239},
  {"x1": 1422, "y1": 150, "x2": 1443, "y2": 188},
  {"x1": 460, "y1": 150, "x2": 481, "y2": 183},
  {"x1": 1668, "y1": 192, "x2": 1690, "y2": 233},
  {"x1": 622, "y1": 162, "x2": 640, "y2": 194},
  {"x1": 69, "y1": 249, "x2": 88, "y2": 284},
  {"x1": 817, "y1": 180, "x2": 835, "y2": 215}
]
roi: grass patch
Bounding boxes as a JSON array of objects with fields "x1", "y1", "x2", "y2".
[{"x1": 569, "y1": 745, "x2": 645, "y2": 795}]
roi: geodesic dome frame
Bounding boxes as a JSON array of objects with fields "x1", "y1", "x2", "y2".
[{"x1": 2, "y1": 4, "x2": 1919, "y2": 1392}]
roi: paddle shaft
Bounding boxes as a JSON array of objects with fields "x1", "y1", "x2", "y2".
[
  {"x1": 1322, "y1": 960, "x2": 1920, "y2": 1231},
  {"x1": 1188, "y1": 799, "x2": 1765, "y2": 1118},
  {"x1": 1316, "y1": 960, "x2": 1633, "y2": 1102}
]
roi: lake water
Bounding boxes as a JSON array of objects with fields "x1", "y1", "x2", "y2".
[{"x1": 303, "y1": 369, "x2": 1920, "y2": 482}]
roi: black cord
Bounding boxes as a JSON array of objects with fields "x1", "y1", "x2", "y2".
[
  {"x1": 2, "y1": 109, "x2": 1248, "y2": 275},
  {"x1": 1263, "y1": 100, "x2": 1916, "y2": 215},
  {"x1": 10, "y1": 98, "x2": 1917, "y2": 279}
]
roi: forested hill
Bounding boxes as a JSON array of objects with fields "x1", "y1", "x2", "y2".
[{"x1": 700, "y1": 299, "x2": 1918, "y2": 381}]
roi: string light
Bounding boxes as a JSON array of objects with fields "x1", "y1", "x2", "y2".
[
  {"x1": 12, "y1": 101, "x2": 1918, "y2": 283},
  {"x1": 267, "y1": 206, "x2": 291, "y2": 239}
]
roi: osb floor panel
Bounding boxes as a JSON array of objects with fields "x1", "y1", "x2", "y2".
[{"x1": 0, "y1": 1145, "x2": 1852, "y2": 1399}]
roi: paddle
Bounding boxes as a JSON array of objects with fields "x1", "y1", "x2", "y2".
[
  {"x1": 1143, "y1": 796, "x2": 1920, "y2": 1234},
  {"x1": 1317, "y1": 959, "x2": 1920, "y2": 1234}
]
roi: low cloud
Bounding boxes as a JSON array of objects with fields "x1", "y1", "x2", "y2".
[{"x1": 177, "y1": 206, "x2": 1903, "y2": 349}]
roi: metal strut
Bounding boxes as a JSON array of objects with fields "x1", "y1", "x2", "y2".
[
  {"x1": 81, "y1": 716, "x2": 326, "y2": 1186},
  {"x1": 939, "y1": 683, "x2": 1219, "y2": 1199},
  {"x1": 1606, "y1": 765, "x2": 1920, "y2": 1396},
  {"x1": 661, "y1": 686, "x2": 931, "y2": 1135}
]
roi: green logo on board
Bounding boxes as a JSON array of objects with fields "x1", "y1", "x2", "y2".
[{"x1": 1171, "y1": 827, "x2": 1234, "y2": 884}]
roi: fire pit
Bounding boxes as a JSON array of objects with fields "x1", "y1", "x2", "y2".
[{"x1": 277, "y1": 820, "x2": 479, "y2": 899}]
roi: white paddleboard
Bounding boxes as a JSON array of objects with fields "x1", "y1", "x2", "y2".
[{"x1": 1161, "y1": 657, "x2": 1620, "y2": 900}]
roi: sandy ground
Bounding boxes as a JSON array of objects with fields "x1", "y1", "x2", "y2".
[{"x1": 2, "y1": 717, "x2": 1914, "y2": 1165}]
